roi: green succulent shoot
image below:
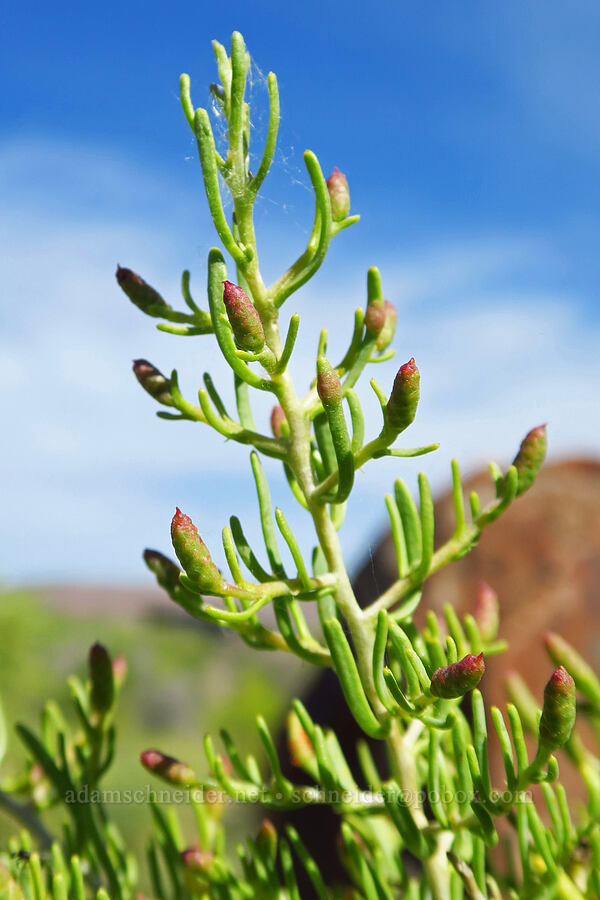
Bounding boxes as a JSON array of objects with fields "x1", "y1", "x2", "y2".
[{"x1": 4, "y1": 29, "x2": 596, "y2": 900}]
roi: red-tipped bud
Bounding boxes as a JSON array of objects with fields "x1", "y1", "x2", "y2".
[
  {"x1": 270, "y1": 405, "x2": 289, "y2": 439},
  {"x1": 474, "y1": 581, "x2": 500, "y2": 643},
  {"x1": 511, "y1": 424, "x2": 547, "y2": 495},
  {"x1": 430, "y1": 653, "x2": 485, "y2": 699},
  {"x1": 180, "y1": 848, "x2": 213, "y2": 871},
  {"x1": 116, "y1": 266, "x2": 171, "y2": 316},
  {"x1": 286, "y1": 711, "x2": 315, "y2": 770},
  {"x1": 132, "y1": 359, "x2": 173, "y2": 406},
  {"x1": 539, "y1": 666, "x2": 576, "y2": 751},
  {"x1": 29, "y1": 763, "x2": 44, "y2": 786},
  {"x1": 316, "y1": 357, "x2": 342, "y2": 410},
  {"x1": 143, "y1": 549, "x2": 182, "y2": 594},
  {"x1": 364, "y1": 298, "x2": 386, "y2": 338},
  {"x1": 89, "y1": 643, "x2": 115, "y2": 714},
  {"x1": 256, "y1": 819, "x2": 277, "y2": 862},
  {"x1": 221, "y1": 281, "x2": 264, "y2": 353},
  {"x1": 140, "y1": 749, "x2": 197, "y2": 785},
  {"x1": 375, "y1": 300, "x2": 397, "y2": 352},
  {"x1": 170, "y1": 509, "x2": 224, "y2": 594},
  {"x1": 545, "y1": 633, "x2": 600, "y2": 705},
  {"x1": 180, "y1": 848, "x2": 226, "y2": 892},
  {"x1": 220, "y1": 755, "x2": 233, "y2": 777},
  {"x1": 384, "y1": 358, "x2": 420, "y2": 433},
  {"x1": 112, "y1": 655, "x2": 127, "y2": 689},
  {"x1": 326, "y1": 167, "x2": 350, "y2": 221}
]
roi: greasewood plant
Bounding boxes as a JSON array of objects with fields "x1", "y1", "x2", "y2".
[{"x1": 2, "y1": 31, "x2": 600, "y2": 900}]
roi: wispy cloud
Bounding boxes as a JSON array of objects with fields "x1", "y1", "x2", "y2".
[{"x1": 1, "y1": 138, "x2": 598, "y2": 585}]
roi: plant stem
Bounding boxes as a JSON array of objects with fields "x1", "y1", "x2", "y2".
[
  {"x1": 310, "y1": 500, "x2": 381, "y2": 707},
  {"x1": 229, "y1": 94, "x2": 453, "y2": 900},
  {"x1": 387, "y1": 722, "x2": 451, "y2": 900}
]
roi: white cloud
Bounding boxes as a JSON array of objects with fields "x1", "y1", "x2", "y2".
[{"x1": 1, "y1": 138, "x2": 598, "y2": 584}]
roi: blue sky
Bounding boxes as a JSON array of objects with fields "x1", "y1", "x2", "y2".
[{"x1": 2, "y1": 1, "x2": 599, "y2": 584}]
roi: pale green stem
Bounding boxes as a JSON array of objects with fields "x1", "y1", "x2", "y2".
[
  {"x1": 233, "y1": 153, "x2": 380, "y2": 715},
  {"x1": 309, "y1": 499, "x2": 381, "y2": 709},
  {"x1": 387, "y1": 722, "x2": 451, "y2": 900}
]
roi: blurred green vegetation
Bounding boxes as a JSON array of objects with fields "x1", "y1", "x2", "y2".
[{"x1": 0, "y1": 588, "x2": 311, "y2": 883}]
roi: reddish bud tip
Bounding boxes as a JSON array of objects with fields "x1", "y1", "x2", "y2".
[
  {"x1": 512, "y1": 424, "x2": 547, "y2": 495},
  {"x1": 256, "y1": 819, "x2": 278, "y2": 861},
  {"x1": 544, "y1": 633, "x2": 600, "y2": 704},
  {"x1": 180, "y1": 848, "x2": 213, "y2": 871},
  {"x1": 170, "y1": 510, "x2": 223, "y2": 594},
  {"x1": 180, "y1": 848, "x2": 214, "y2": 892},
  {"x1": 385, "y1": 358, "x2": 420, "y2": 433},
  {"x1": 116, "y1": 266, "x2": 170, "y2": 314},
  {"x1": 326, "y1": 167, "x2": 350, "y2": 221},
  {"x1": 112, "y1": 655, "x2": 127, "y2": 688},
  {"x1": 539, "y1": 665, "x2": 576, "y2": 750},
  {"x1": 171, "y1": 508, "x2": 200, "y2": 544},
  {"x1": 257, "y1": 818, "x2": 276, "y2": 840},
  {"x1": 132, "y1": 359, "x2": 173, "y2": 406},
  {"x1": 287, "y1": 710, "x2": 315, "y2": 769},
  {"x1": 89, "y1": 643, "x2": 115, "y2": 714},
  {"x1": 474, "y1": 581, "x2": 500, "y2": 642},
  {"x1": 143, "y1": 549, "x2": 182, "y2": 594},
  {"x1": 375, "y1": 300, "x2": 397, "y2": 352},
  {"x1": 139, "y1": 749, "x2": 162, "y2": 769},
  {"x1": 115, "y1": 265, "x2": 132, "y2": 287},
  {"x1": 29, "y1": 763, "x2": 44, "y2": 785},
  {"x1": 140, "y1": 749, "x2": 197, "y2": 785},
  {"x1": 364, "y1": 298, "x2": 386, "y2": 337},
  {"x1": 316, "y1": 357, "x2": 342, "y2": 409},
  {"x1": 222, "y1": 281, "x2": 265, "y2": 352},
  {"x1": 549, "y1": 665, "x2": 573, "y2": 692},
  {"x1": 430, "y1": 653, "x2": 485, "y2": 699},
  {"x1": 270, "y1": 405, "x2": 288, "y2": 439}
]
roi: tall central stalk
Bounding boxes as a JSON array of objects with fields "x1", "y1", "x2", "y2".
[{"x1": 236, "y1": 194, "x2": 450, "y2": 900}]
